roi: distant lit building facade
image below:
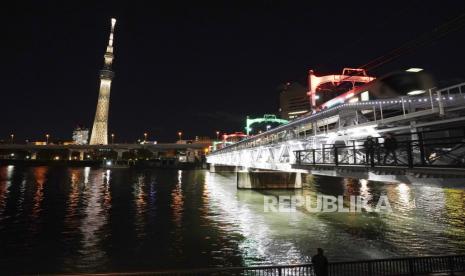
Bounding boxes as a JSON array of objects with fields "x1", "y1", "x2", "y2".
[
  {"x1": 279, "y1": 82, "x2": 310, "y2": 120},
  {"x1": 72, "y1": 126, "x2": 89, "y2": 145},
  {"x1": 194, "y1": 136, "x2": 213, "y2": 144}
]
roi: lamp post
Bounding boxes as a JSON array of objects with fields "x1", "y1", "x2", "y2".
[
  {"x1": 216, "y1": 131, "x2": 220, "y2": 141},
  {"x1": 111, "y1": 133, "x2": 115, "y2": 144},
  {"x1": 10, "y1": 134, "x2": 14, "y2": 144},
  {"x1": 144, "y1": 132, "x2": 148, "y2": 142},
  {"x1": 45, "y1": 134, "x2": 50, "y2": 144},
  {"x1": 178, "y1": 131, "x2": 182, "y2": 141}
]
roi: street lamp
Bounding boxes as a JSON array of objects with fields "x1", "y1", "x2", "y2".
[
  {"x1": 216, "y1": 131, "x2": 220, "y2": 140},
  {"x1": 144, "y1": 132, "x2": 148, "y2": 142},
  {"x1": 178, "y1": 131, "x2": 182, "y2": 141},
  {"x1": 111, "y1": 133, "x2": 115, "y2": 144},
  {"x1": 45, "y1": 134, "x2": 50, "y2": 144},
  {"x1": 10, "y1": 134, "x2": 14, "y2": 144}
]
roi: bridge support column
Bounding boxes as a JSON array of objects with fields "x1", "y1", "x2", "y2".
[
  {"x1": 209, "y1": 164, "x2": 238, "y2": 173},
  {"x1": 79, "y1": 151, "x2": 85, "y2": 161},
  {"x1": 237, "y1": 171, "x2": 302, "y2": 189}
]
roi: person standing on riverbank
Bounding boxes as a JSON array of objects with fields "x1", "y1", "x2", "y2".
[{"x1": 312, "y1": 248, "x2": 328, "y2": 276}]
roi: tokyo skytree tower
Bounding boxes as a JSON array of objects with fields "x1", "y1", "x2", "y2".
[{"x1": 89, "y1": 18, "x2": 116, "y2": 145}]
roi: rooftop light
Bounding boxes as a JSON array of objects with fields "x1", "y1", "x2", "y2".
[{"x1": 406, "y1": 68, "x2": 423, "y2": 72}]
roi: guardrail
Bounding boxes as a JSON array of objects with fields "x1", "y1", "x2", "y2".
[
  {"x1": 79, "y1": 254, "x2": 465, "y2": 275},
  {"x1": 295, "y1": 128, "x2": 465, "y2": 168}
]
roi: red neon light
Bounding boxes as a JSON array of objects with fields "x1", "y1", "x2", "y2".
[
  {"x1": 307, "y1": 68, "x2": 375, "y2": 109},
  {"x1": 223, "y1": 132, "x2": 247, "y2": 141}
]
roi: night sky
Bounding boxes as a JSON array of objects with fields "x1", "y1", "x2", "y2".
[{"x1": 2, "y1": 1, "x2": 465, "y2": 142}]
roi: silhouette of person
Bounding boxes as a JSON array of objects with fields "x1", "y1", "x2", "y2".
[
  {"x1": 383, "y1": 133, "x2": 398, "y2": 165},
  {"x1": 312, "y1": 248, "x2": 328, "y2": 276},
  {"x1": 363, "y1": 136, "x2": 375, "y2": 166}
]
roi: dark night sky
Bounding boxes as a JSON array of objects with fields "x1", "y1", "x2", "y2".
[{"x1": 2, "y1": 1, "x2": 465, "y2": 142}]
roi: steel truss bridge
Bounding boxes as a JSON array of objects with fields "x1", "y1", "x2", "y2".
[{"x1": 207, "y1": 82, "x2": 465, "y2": 182}]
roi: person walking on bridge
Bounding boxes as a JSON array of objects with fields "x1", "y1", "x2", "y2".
[
  {"x1": 363, "y1": 136, "x2": 375, "y2": 167},
  {"x1": 383, "y1": 133, "x2": 398, "y2": 165}
]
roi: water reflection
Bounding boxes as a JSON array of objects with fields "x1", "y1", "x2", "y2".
[
  {"x1": 359, "y1": 179, "x2": 371, "y2": 201},
  {"x1": 134, "y1": 173, "x2": 147, "y2": 241},
  {"x1": 0, "y1": 167, "x2": 465, "y2": 274},
  {"x1": 0, "y1": 166, "x2": 13, "y2": 197},
  {"x1": 84, "y1": 166, "x2": 90, "y2": 184},
  {"x1": 31, "y1": 167, "x2": 47, "y2": 221},
  {"x1": 170, "y1": 170, "x2": 184, "y2": 257},
  {"x1": 65, "y1": 168, "x2": 82, "y2": 231},
  {"x1": 77, "y1": 169, "x2": 111, "y2": 271},
  {"x1": 0, "y1": 166, "x2": 14, "y2": 221},
  {"x1": 441, "y1": 188, "x2": 465, "y2": 249},
  {"x1": 171, "y1": 170, "x2": 184, "y2": 228},
  {"x1": 204, "y1": 174, "x2": 465, "y2": 262},
  {"x1": 204, "y1": 172, "x2": 303, "y2": 266}
]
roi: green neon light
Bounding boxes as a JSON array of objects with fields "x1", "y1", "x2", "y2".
[{"x1": 245, "y1": 114, "x2": 288, "y2": 135}]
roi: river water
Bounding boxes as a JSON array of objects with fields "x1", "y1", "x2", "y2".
[{"x1": 0, "y1": 165, "x2": 464, "y2": 274}]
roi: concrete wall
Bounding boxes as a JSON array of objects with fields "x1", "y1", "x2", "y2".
[
  {"x1": 209, "y1": 164, "x2": 238, "y2": 173},
  {"x1": 237, "y1": 171, "x2": 302, "y2": 189}
]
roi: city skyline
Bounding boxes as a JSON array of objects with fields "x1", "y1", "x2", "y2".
[
  {"x1": 2, "y1": 1, "x2": 465, "y2": 142},
  {"x1": 2, "y1": 2, "x2": 465, "y2": 275}
]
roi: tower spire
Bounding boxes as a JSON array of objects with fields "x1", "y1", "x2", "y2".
[
  {"x1": 103, "y1": 18, "x2": 116, "y2": 70},
  {"x1": 89, "y1": 18, "x2": 117, "y2": 145}
]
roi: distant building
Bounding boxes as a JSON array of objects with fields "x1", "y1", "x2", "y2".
[
  {"x1": 194, "y1": 136, "x2": 213, "y2": 144},
  {"x1": 72, "y1": 126, "x2": 89, "y2": 145},
  {"x1": 279, "y1": 82, "x2": 310, "y2": 120}
]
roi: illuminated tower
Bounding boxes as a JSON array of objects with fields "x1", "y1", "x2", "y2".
[{"x1": 89, "y1": 18, "x2": 116, "y2": 145}]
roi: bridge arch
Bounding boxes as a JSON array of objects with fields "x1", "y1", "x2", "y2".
[
  {"x1": 245, "y1": 114, "x2": 288, "y2": 135},
  {"x1": 307, "y1": 68, "x2": 375, "y2": 108}
]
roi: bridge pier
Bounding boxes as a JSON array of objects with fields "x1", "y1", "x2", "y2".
[
  {"x1": 209, "y1": 164, "x2": 238, "y2": 173},
  {"x1": 69, "y1": 150, "x2": 86, "y2": 160},
  {"x1": 237, "y1": 171, "x2": 302, "y2": 189},
  {"x1": 79, "y1": 151, "x2": 85, "y2": 160}
]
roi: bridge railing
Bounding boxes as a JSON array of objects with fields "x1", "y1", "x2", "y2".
[
  {"x1": 295, "y1": 129, "x2": 465, "y2": 168},
  {"x1": 108, "y1": 254, "x2": 465, "y2": 275}
]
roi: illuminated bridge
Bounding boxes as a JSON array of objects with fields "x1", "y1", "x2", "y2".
[{"x1": 207, "y1": 82, "x2": 465, "y2": 188}]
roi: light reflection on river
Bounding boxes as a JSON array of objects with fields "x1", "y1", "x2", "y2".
[{"x1": 0, "y1": 166, "x2": 464, "y2": 274}]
